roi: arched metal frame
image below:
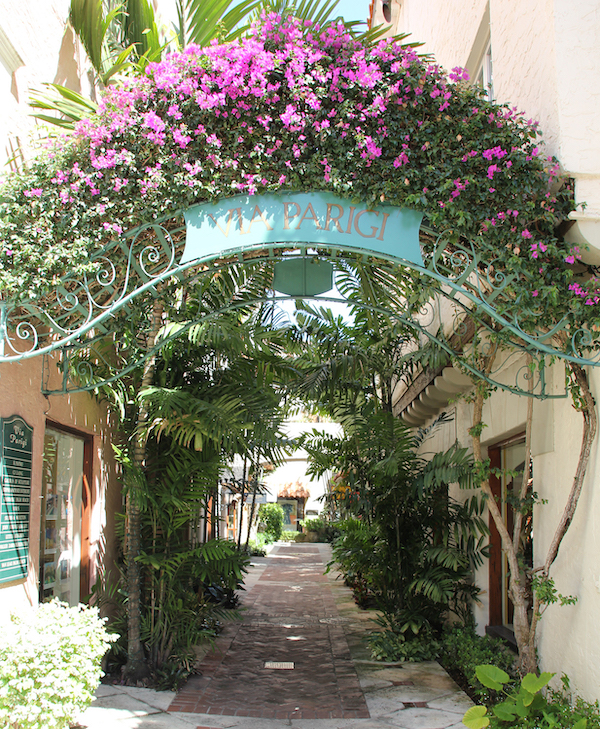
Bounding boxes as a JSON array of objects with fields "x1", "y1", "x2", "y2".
[{"x1": 0, "y1": 208, "x2": 597, "y2": 398}]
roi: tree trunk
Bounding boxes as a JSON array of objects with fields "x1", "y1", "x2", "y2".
[
  {"x1": 470, "y1": 354, "x2": 597, "y2": 676},
  {"x1": 246, "y1": 476, "x2": 259, "y2": 549},
  {"x1": 123, "y1": 297, "x2": 164, "y2": 682}
]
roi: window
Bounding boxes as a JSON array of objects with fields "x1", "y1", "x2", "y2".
[
  {"x1": 39, "y1": 426, "x2": 92, "y2": 605},
  {"x1": 0, "y1": 24, "x2": 23, "y2": 93},
  {"x1": 466, "y1": 5, "x2": 494, "y2": 102},
  {"x1": 476, "y1": 41, "x2": 494, "y2": 101}
]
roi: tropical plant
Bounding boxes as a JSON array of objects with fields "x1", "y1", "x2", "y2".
[
  {"x1": 329, "y1": 518, "x2": 381, "y2": 607},
  {"x1": 462, "y1": 665, "x2": 588, "y2": 729},
  {"x1": 114, "y1": 436, "x2": 249, "y2": 672},
  {"x1": 306, "y1": 408, "x2": 488, "y2": 631},
  {"x1": 70, "y1": 264, "x2": 293, "y2": 680}
]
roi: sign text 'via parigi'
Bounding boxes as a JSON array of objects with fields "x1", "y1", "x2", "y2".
[{"x1": 181, "y1": 192, "x2": 424, "y2": 266}]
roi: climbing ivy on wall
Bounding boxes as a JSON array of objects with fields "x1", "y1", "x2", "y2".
[{"x1": 0, "y1": 13, "x2": 595, "y2": 335}]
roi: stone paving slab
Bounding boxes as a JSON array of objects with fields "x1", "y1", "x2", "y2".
[{"x1": 77, "y1": 542, "x2": 472, "y2": 729}]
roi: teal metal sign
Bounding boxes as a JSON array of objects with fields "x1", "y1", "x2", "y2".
[
  {"x1": 182, "y1": 192, "x2": 424, "y2": 265},
  {"x1": 0, "y1": 415, "x2": 33, "y2": 584}
]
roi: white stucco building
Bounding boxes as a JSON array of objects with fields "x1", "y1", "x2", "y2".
[
  {"x1": 370, "y1": 0, "x2": 600, "y2": 702},
  {"x1": 263, "y1": 420, "x2": 343, "y2": 523}
]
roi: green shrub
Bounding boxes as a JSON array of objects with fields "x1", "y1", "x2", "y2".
[
  {"x1": 279, "y1": 530, "x2": 301, "y2": 541},
  {"x1": 300, "y1": 517, "x2": 338, "y2": 542},
  {"x1": 0, "y1": 599, "x2": 116, "y2": 729},
  {"x1": 258, "y1": 502, "x2": 284, "y2": 542},
  {"x1": 329, "y1": 518, "x2": 380, "y2": 607},
  {"x1": 369, "y1": 630, "x2": 441, "y2": 663},
  {"x1": 246, "y1": 535, "x2": 268, "y2": 556},
  {"x1": 301, "y1": 517, "x2": 325, "y2": 532},
  {"x1": 439, "y1": 625, "x2": 516, "y2": 703},
  {"x1": 545, "y1": 676, "x2": 600, "y2": 729}
]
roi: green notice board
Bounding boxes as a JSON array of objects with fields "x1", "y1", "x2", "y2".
[{"x1": 0, "y1": 415, "x2": 33, "y2": 583}]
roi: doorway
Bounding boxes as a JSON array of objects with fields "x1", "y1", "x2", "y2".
[
  {"x1": 38, "y1": 425, "x2": 92, "y2": 605},
  {"x1": 488, "y1": 434, "x2": 531, "y2": 638}
]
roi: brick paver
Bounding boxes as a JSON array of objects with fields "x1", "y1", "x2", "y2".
[{"x1": 168, "y1": 544, "x2": 370, "y2": 720}]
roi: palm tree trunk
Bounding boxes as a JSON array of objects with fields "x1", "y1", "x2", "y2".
[{"x1": 123, "y1": 297, "x2": 164, "y2": 681}]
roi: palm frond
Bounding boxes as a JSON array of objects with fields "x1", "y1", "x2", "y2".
[
  {"x1": 69, "y1": 0, "x2": 114, "y2": 75},
  {"x1": 123, "y1": 0, "x2": 164, "y2": 65}
]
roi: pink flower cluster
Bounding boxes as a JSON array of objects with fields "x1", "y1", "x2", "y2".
[
  {"x1": 569, "y1": 281, "x2": 600, "y2": 306},
  {"x1": 12, "y1": 12, "x2": 581, "y2": 310}
]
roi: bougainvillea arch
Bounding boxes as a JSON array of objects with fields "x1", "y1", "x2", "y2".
[{"x1": 0, "y1": 14, "x2": 598, "y2": 393}]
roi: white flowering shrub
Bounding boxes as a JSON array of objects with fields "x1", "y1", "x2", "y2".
[{"x1": 0, "y1": 599, "x2": 117, "y2": 729}]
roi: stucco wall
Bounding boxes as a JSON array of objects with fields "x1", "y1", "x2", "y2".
[
  {"x1": 417, "y1": 357, "x2": 600, "y2": 701},
  {"x1": 0, "y1": 3, "x2": 118, "y2": 616},
  {"x1": 386, "y1": 0, "x2": 600, "y2": 701},
  {"x1": 533, "y1": 369, "x2": 600, "y2": 699},
  {"x1": 389, "y1": 0, "x2": 600, "y2": 248},
  {"x1": 0, "y1": 0, "x2": 88, "y2": 168},
  {"x1": 0, "y1": 352, "x2": 120, "y2": 617}
]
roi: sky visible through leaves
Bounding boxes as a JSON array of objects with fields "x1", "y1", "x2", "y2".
[{"x1": 334, "y1": 0, "x2": 369, "y2": 22}]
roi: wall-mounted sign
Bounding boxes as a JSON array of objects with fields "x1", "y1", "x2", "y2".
[
  {"x1": 0, "y1": 415, "x2": 33, "y2": 584},
  {"x1": 182, "y1": 192, "x2": 423, "y2": 267}
]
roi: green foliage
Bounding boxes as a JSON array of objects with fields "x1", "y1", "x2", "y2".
[
  {"x1": 544, "y1": 676, "x2": 600, "y2": 729},
  {"x1": 112, "y1": 434, "x2": 250, "y2": 679},
  {"x1": 0, "y1": 600, "x2": 116, "y2": 729},
  {"x1": 299, "y1": 516, "x2": 337, "y2": 541},
  {"x1": 463, "y1": 666, "x2": 590, "y2": 729},
  {"x1": 89, "y1": 265, "x2": 292, "y2": 681},
  {"x1": 245, "y1": 535, "x2": 268, "y2": 556},
  {"x1": 532, "y1": 575, "x2": 578, "y2": 619},
  {"x1": 300, "y1": 516, "x2": 325, "y2": 532},
  {"x1": 258, "y1": 502, "x2": 284, "y2": 542},
  {"x1": 329, "y1": 518, "x2": 381, "y2": 607},
  {"x1": 369, "y1": 628, "x2": 441, "y2": 663},
  {"x1": 308, "y1": 410, "x2": 487, "y2": 628},
  {"x1": 439, "y1": 625, "x2": 516, "y2": 703}
]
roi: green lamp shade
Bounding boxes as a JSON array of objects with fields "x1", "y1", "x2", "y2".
[{"x1": 272, "y1": 258, "x2": 334, "y2": 296}]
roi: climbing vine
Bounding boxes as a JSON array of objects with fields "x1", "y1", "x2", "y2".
[{"x1": 0, "y1": 13, "x2": 593, "y2": 339}]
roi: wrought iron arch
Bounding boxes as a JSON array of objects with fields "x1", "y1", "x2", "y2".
[{"x1": 0, "y1": 193, "x2": 597, "y2": 398}]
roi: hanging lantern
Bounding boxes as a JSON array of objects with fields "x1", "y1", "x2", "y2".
[{"x1": 272, "y1": 257, "x2": 333, "y2": 296}]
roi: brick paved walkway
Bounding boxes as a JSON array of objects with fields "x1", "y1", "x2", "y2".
[
  {"x1": 169, "y1": 543, "x2": 370, "y2": 720},
  {"x1": 80, "y1": 541, "x2": 471, "y2": 728}
]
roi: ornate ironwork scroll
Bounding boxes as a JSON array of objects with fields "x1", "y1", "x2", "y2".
[{"x1": 0, "y1": 206, "x2": 597, "y2": 400}]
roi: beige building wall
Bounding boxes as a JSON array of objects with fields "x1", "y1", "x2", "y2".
[
  {"x1": 0, "y1": 0, "x2": 91, "y2": 168},
  {"x1": 0, "y1": 355, "x2": 120, "y2": 617},
  {"x1": 0, "y1": 2, "x2": 120, "y2": 616},
  {"x1": 378, "y1": 0, "x2": 600, "y2": 254},
  {"x1": 381, "y1": 0, "x2": 600, "y2": 700}
]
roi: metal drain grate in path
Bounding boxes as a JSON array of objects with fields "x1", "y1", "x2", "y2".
[{"x1": 264, "y1": 661, "x2": 295, "y2": 669}]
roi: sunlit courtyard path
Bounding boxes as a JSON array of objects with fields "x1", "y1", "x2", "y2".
[{"x1": 79, "y1": 543, "x2": 472, "y2": 729}]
